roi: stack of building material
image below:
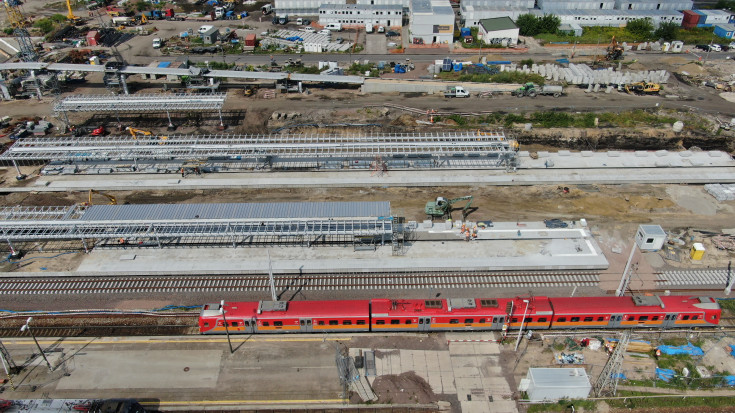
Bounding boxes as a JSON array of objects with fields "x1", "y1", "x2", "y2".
[
  {"x1": 705, "y1": 183, "x2": 735, "y2": 201},
  {"x1": 499, "y1": 62, "x2": 670, "y2": 86}
]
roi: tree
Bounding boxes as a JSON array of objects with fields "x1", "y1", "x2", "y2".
[
  {"x1": 33, "y1": 18, "x2": 55, "y2": 34},
  {"x1": 538, "y1": 14, "x2": 561, "y2": 34},
  {"x1": 715, "y1": 0, "x2": 735, "y2": 10},
  {"x1": 626, "y1": 18, "x2": 654, "y2": 40},
  {"x1": 516, "y1": 14, "x2": 539, "y2": 36},
  {"x1": 654, "y1": 21, "x2": 679, "y2": 41}
]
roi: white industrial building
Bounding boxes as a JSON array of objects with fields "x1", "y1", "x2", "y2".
[
  {"x1": 409, "y1": 0, "x2": 454, "y2": 45},
  {"x1": 461, "y1": 6, "x2": 530, "y2": 27},
  {"x1": 318, "y1": 4, "x2": 403, "y2": 27},
  {"x1": 478, "y1": 17, "x2": 519, "y2": 45},
  {"x1": 520, "y1": 368, "x2": 592, "y2": 402},
  {"x1": 538, "y1": 0, "x2": 615, "y2": 10},
  {"x1": 614, "y1": 0, "x2": 692, "y2": 11},
  {"x1": 700, "y1": 9, "x2": 735, "y2": 25},
  {"x1": 356, "y1": 0, "x2": 409, "y2": 6},
  {"x1": 274, "y1": 0, "x2": 344, "y2": 17},
  {"x1": 462, "y1": 0, "x2": 533, "y2": 6},
  {"x1": 530, "y1": 8, "x2": 684, "y2": 27}
]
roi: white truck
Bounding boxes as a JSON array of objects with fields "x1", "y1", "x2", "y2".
[
  {"x1": 512, "y1": 83, "x2": 564, "y2": 98},
  {"x1": 261, "y1": 4, "x2": 273, "y2": 14},
  {"x1": 112, "y1": 16, "x2": 132, "y2": 26},
  {"x1": 444, "y1": 86, "x2": 470, "y2": 98},
  {"x1": 152, "y1": 37, "x2": 162, "y2": 48},
  {"x1": 365, "y1": 23, "x2": 373, "y2": 33}
]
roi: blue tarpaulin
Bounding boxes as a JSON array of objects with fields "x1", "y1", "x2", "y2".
[
  {"x1": 725, "y1": 376, "x2": 735, "y2": 386},
  {"x1": 657, "y1": 342, "x2": 704, "y2": 356},
  {"x1": 453, "y1": 63, "x2": 463, "y2": 71},
  {"x1": 656, "y1": 368, "x2": 675, "y2": 382},
  {"x1": 394, "y1": 65, "x2": 405, "y2": 73},
  {"x1": 613, "y1": 373, "x2": 627, "y2": 380},
  {"x1": 730, "y1": 345, "x2": 735, "y2": 357}
]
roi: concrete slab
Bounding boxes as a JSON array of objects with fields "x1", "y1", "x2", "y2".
[
  {"x1": 56, "y1": 350, "x2": 221, "y2": 390},
  {"x1": 449, "y1": 343, "x2": 480, "y2": 356}
]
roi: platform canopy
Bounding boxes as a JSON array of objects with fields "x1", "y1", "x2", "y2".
[{"x1": 52, "y1": 93, "x2": 227, "y2": 114}]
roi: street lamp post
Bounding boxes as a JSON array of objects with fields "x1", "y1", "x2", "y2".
[
  {"x1": 514, "y1": 299, "x2": 530, "y2": 351},
  {"x1": 220, "y1": 300, "x2": 233, "y2": 354},
  {"x1": 20, "y1": 317, "x2": 52, "y2": 371}
]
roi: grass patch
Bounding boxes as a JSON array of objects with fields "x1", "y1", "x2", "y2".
[
  {"x1": 610, "y1": 391, "x2": 735, "y2": 409},
  {"x1": 437, "y1": 70, "x2": 545, "y2": 85},
  {"x1": 536, "y1": 25, "x2": 728, "y2": 45},
  {"x1": 527, "y1": 399, "x2": 597, "y2": 412},
  {"x1": 718, "y1": 299, "x2": 735, "y2": 315}
]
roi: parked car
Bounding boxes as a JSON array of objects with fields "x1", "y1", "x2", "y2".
[
  {"x1": 709, "y1": 44, "x2": 722, "y2": 52},
  {"x1": 385, "y1": 30, "x2": 400, "y2": 37},
  {"x1": 300, "y1": 27, "x2": 316, "y2": 33},
  {"x1": 198, "y1": 25, "x2": 214, "y2": 34},
  {"x1": 377, "y1": 26, "x2": 385, "y2": 33},
  {"x1": 318, "y1": 29, "x2": 331, "y2": 36},
  {"x1": 694, "y1": 44, "x2": 709, "y2": 51}
]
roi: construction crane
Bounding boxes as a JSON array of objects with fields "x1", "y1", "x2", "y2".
[
  {"x1": 82, "y1": 189, "x2": 117, "y2": 206},
  {"x1": 625, "y1": 82, "x2": 661, "y2": 95},
  {"x1": 425, "y1": 196, "x2": 475, "y2": 220},
  {"x1": 65, "y1": 0, "x2": 79, "y2": 21},
  {"x1": 2, "y1": 0, "x2": 37, "y2": 61}
]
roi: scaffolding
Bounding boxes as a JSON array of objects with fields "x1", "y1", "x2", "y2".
[
  {"x1": 0, "y1": 202, "x2": 394, "y2": 251},
  {"x1": 1, "y1": 131, "x2": 520, "y2": 174},
  {"x1": 52, "y1": 93, "x2": 227, "y2": 127}
]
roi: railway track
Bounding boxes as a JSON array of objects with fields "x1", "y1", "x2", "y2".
[
  {"x1": 656, "y1": 269, "x2": 733, "y2": 287},
  {"x1": 0, "y1": 271, "x2": 600, "y2": 295},
  {"x1": 0, "y1": 324, "x2": 198, "y2": 338}
]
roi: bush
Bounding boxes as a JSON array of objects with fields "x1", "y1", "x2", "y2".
[
  {"x1": 626, "y1": 18, "x2": 654, "y2": 41},
  {"x1": 33, "y1": 18, "x2": 55, "y2": 34},
  {"x1": 654, "y1": 22, "x2": 679, "y2": 41}
]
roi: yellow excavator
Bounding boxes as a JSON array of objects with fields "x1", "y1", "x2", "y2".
[
  {"x1": 625, "y1": 82, "x2": 661, "y2": 95},
  {"x1": 82, "y1": 189, "x2": 117, "y2": 207},
  {"x1": 127, "y1": 127, "x2": 168, "y2": 143}
]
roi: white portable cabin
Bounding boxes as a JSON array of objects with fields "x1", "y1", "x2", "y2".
[
  {"x1": 635, "y1": 224, "x2": 666, "y2": 251},
  {"x1": 519, "y1": 368, "x2": 591, "y2": 402}
]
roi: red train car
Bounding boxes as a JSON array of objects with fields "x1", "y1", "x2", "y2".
[
  {"x1": 370, "y1": 297, "x2": 552, "y2": 332},
  {"x1": 199, "y1": 300, "x2": 370, "y2": 334},
  {"x1": 549, "y1": 295, "x2": 721, "y2": 329}
]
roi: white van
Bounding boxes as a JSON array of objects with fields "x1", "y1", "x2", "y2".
[
  {"x1": 152, "y1": 37, "x2": 162, "y2": 48},
  {"x1": 261, "y1": 4, "x2": 272, "y2": 14},
  {"x1": 325, "y1": 23, "x2": 342, "y2": 31},
  {"x1": 198, "y1": 25, "x2": 214, "y2": 34},
  {"x1": 365, "y1": 23, "x2": 373, "y2": 33}
]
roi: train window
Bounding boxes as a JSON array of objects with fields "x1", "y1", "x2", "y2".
[
  {"x1": 538, "y1": 317, "x2": 547, "y2": 322},
  {"x1": 450, "y1": 319, "x2": 459, "y2": 324},
  {"x1": 425, "y1": 300, "x2": 442, "y2": 308},
  {"x1": 357, "y1": 320, "x2": 366, "y2": 325},
  {"x1": 652, "y1": 316, "x2": 659, "y2": 321},
  {"x1": 405, "y1": 320, "x2": 412, "y2": 325},
  {"x1": 571, "y1": 317, "x2": 580, "y2": 322},
  {"x1": 712, "y1": 315, "x2": 717, "y2": 320},
  {"x1": 639, "y1": 316, "x2": 648, "y2": 321},
  {"x1": 583, "y1": 317, "x2": 593, "y2": 322},
  {"x1": 683, "y1": 315, "x2": 690, "y2": 320},
  {"x1": 245, "y1": 321, "x2": 250, "y2": 326},
  {"x1": 597, "y1": 317, "x2": 604, "y2": 322},
  {"x1": 263, "y1": 322, "x2": 270, "y2": 326},
  {"x1": 318, "y1": 321, "x2": 325, "y2": 325},
  {"x1": 558, "y1": 317, "x2": 567, "y2": 322},
  {"x1": 274, "y1": 321, "x2": 283, "y2": 327},
  {"x1": 492, "y1": 317, "x2": 498, "y2": 323},
  {"x1": 329, "y1": 320, "x2": 339, "y2": 325},
  {"x1": 419, "y1": 319, "x2": 424, "y2": 324},
  {"x1": 376, "y1": 320, "x2": 385, "y2": 325},
  {"x1": 231, "y1": 322, "x2": 239, "y2": 327},
  {"x1": 511, "y1": 317, "x2": 518, "y2": 323},
  {"x1": 300, "y1": 320, "x2": 304, "y2": 326},
  {"x1": 464, "y1": 318, "x2": 474, "y2": 324},
  {"x1": 203, "y1": 322, "x2": 209, "y2": 327},
  {"x1": 343, "y1": 320, "x2": 352, "y2": 325},
  {"x1": 692, "y1": 315, "x2": 699, "y2": 320},
  {"x1": 307, "y1": 320, "x2": 312, "y2": 325},
  {"x1": 524, "y1": 317, "x2": 532, "y2": 323},
  {"x1": 391, "y1": 320, "x2": 400, "y2": 325},
  {"x1": 480, "y1": 299, "x2": 498, "y2": 307},
  {"x1": 479, "y1": 318, "x2": 485, "y2": 323}
]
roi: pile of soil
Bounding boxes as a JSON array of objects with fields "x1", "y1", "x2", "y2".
[
  {"x1": 391, "y1": 114, "x2": 418, "y2": 126},
  {"x1": 370, "y1": 371, "x2": 439, "y2": 404}
]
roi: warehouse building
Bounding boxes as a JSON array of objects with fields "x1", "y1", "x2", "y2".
[
  {"x1": 538, "y1": 0, "x2": 615, "y2": 10},
  {"x1": 714, "y1": 23, "x2": 735, "y2": 39},
  {"x1": 409, "y1": 0, "x2": 454, "y2": 45},
  {"x1": 275, "y1": 0, "x2": 408, "y2": 18},
  {"x1": 461, "y1": 6, "x2": 529, "y2": 27},
  {"x1": 318, "y1": 4, "x2": 404, "y2": 27},
  {"x1": 530, "y1": 8, "x2": 683, "y2": 27},
  {"x1": 614, "y1": 0, "x2": 692, "y2": 11},
  {"x1": 478, "y1": 17, "x2": 519, "y2": 46}
]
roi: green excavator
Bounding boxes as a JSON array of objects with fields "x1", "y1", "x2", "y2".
[{"x1": 425, "y1": 196, "x2": 474, "y2": 220}]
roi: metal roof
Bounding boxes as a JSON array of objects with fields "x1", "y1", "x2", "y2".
[
  {"x1": 479, "y1": 16, "x2": 518, "y2": 31},
  {"x1": 639, "y1": 224, "x2": 666, "y2": 236},
  {"x1": 528, "y1": 368, "x2": 591, "y2": 388},
  {"x1": 80, "y1": 202, "x2": 392, "y2": 221},
  {"x1": 320, "y1": 4, "x2": 403, "y2": 10}
]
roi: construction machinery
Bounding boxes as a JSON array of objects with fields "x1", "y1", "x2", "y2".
[
  {"x1": 3, "y1": 0, "x2": 37, "y2": 61},
  {"x1": 66, "y1": 0, "x2": 80, "y2": 21},
  {"x1": 512, "y1": 83, "x2": 563, "y2": 98},
  {"x1": 604, "y1": 36, "x2": 623, "y2": 61},
  {"x1": 625, "y1": 82, "x2": 660, "y2": 95},
  {"x1": 425, "y1": 196, "x2": 474, "y2": 220},
  {"x1": 82, "y1": 189, "x2": 117, "y2": 206},
  {"x1": 126, "y1": 127, "x2": 152, "y2": 139}
]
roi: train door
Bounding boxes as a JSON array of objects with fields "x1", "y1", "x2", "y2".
[
  {"x1": 243, "y1": 318, "x2": 255, "y2": 334},
  {"x1": 418, "y1": 317, "x2": 431, "y2": 331},
  {"x1": 492, "y1": 316, "x2": 505, "y2": 331},
  {"x1": 299, "y1": 318, "x2": 313, "y2": 333},
  {"x1": 609, "y1": 314, "x2": 623, "y2": 328},
  {"x1": 663, "y1": 313, "x2": 677, "y2": 328}
]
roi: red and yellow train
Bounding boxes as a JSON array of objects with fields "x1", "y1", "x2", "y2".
[{"x1": 199, "y1": 295, "x2": 721, "y2": 334}]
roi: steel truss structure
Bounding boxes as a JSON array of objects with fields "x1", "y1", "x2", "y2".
[
  {"x1": 1, "y1": 132, "x2": 520, "y2": 175},
  {"x1": 52, "y1": 93, "x2": 227, "y2": 127},
  {"x1": 0, "y1": 203, "x2": 394, "y2": 251}
]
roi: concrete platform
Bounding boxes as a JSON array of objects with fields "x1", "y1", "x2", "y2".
[{"x1": 63, "y1": 220, "x2": 607, "y2": 275}]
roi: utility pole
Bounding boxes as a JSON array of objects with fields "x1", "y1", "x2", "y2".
[
  {"x1": 219, "y1": 300, "x2": 233, "y2": 354},
  {"x1": 0, "y1": 339, "x2": 18, "y2": 389},
  {"x1": 514, "y1": 299, "x2": 530, "y2": 351},
  {"x1": 268, "y1": 250, "x2": 277, "y2": 302},
  {"x1": 21, "y1": 317, "x2": 52, "y2": 371}
]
